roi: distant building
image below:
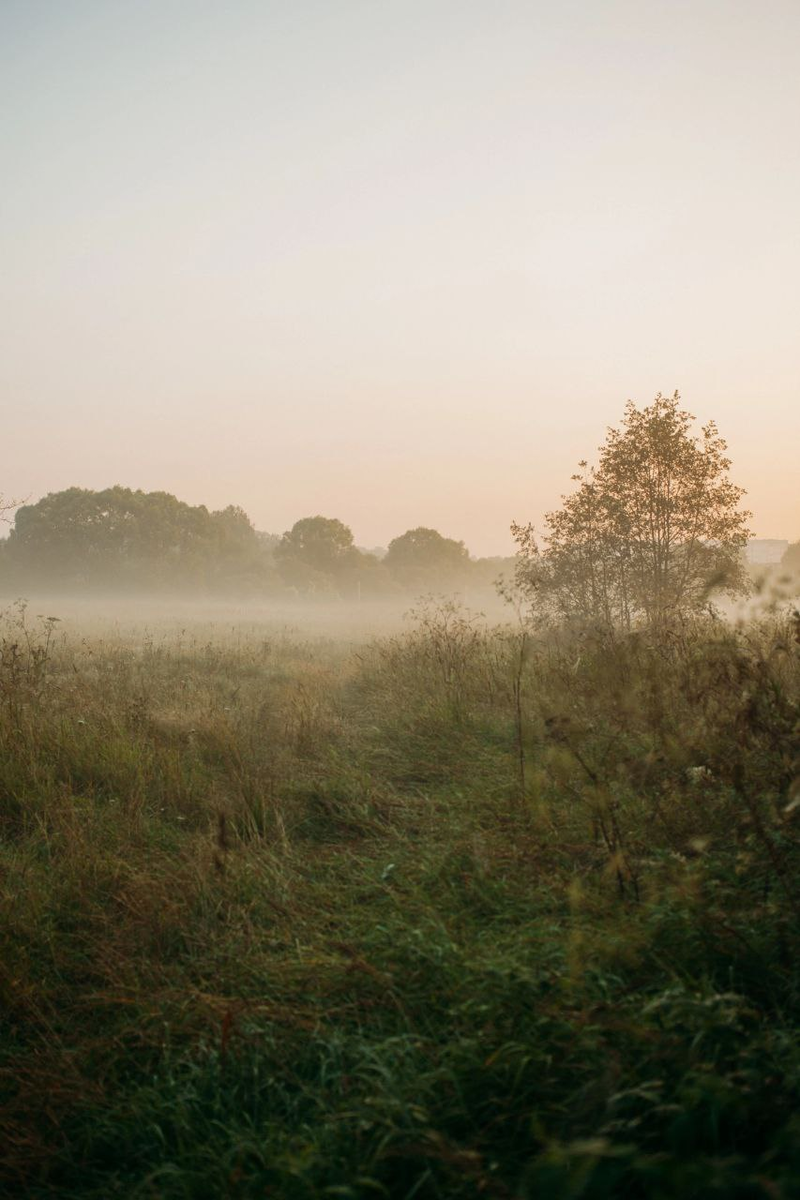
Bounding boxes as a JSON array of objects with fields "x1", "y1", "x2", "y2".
[{"x1": 746, "y1": 539, "x2": 789, "y2": 565}]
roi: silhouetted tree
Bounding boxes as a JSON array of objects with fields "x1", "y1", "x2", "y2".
[{"x1": 513, "y1": 393, "x2": 752, "y2": 627}]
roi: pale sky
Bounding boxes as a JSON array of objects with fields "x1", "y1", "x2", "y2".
[{"x1": 2, "y1": 0, "x2": 798, "y2": 554}]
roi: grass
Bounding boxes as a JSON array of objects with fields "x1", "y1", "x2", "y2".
[{"x1": 1, "y1": 597, "x2": 798, "y2": 1198}]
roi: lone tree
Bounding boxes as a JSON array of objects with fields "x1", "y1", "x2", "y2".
[{"x1": 512, "y1": 393, "x2": 752, "y2": 627}]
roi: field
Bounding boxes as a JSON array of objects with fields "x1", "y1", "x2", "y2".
[{"x1": 1, "y1": 596, "x2": 799, "y2": 1199}]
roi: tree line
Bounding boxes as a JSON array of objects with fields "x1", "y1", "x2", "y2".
[
  {"x1": 1, "y1": 393, "x2": 795, "y2": 615},
  {"x1": 0, "y1": 486, "x2": 508, "y2": 597}
]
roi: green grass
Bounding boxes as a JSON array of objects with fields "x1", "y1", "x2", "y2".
[{"x1": 1, "y1": 600, "x2": 798, "y2": 1197}]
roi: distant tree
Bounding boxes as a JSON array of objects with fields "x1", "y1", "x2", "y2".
[
  {"x1": 276, "y1": 516, "x2": 357, "y2": 576},
  {"x1": 385, "y1": 527, "x2": 470, "y2": 588},
  {"x1": 782, "y1": 541, "x2": 800, "y2": 575},
  {"x1": 513, "y1": 393, "x2": 752, "y2": 627},
  {"x1": 256, "y1": 530, "x2": 282, "y2": 554},
  {"x1": 210, "y1": 505, "x2": 259, "y2": 555},
  {"x1": 274, "y1": 517, "x2": 397, "y2": 597},
  {"x1": 471, "y1": 555, "x2": 518, "y2": 590},
  {"x1": 339, "y1": 549, "x2": 396, "y2": 599}
]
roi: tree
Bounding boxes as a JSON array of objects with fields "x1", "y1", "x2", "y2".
[
  {"x1": 512, "y1": 393, "x2": 752, "y2": 627},
  {"x1": 782, "y1": 542, "x2": 800, "y2": 576},
  {"x1": 274, "y1": 516, "x2": 393, "y2": 597},
  {"x1": 384, "y1": 527, "x2": 471, "y2": 588},
  {"x1": 276, "y1": 516, "x2": 356, "y2": 575},
  {"x1": 210, "y1": 505, "x2": 259, "y2": 556}
]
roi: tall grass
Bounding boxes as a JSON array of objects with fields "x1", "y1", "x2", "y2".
[{"x1": 1, "y1": 599, "x2": 798, "y2": 1197}]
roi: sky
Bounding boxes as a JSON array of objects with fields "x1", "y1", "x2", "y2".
[{"x1": 1, "y1": 0, "x2": 799, "y2": 555}]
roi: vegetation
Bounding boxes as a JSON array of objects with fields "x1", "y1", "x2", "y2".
[
  {"x1": 0, "y1": 491, "x2": 511, "y2": 601},
  {"x1": 1, "y1": 398, "x2": 797, "y2": 1196},
  {"x1": 783, "y1": 541, "x2": 800, "y2": 577},
  {"x1": 512, "y1": 395, "x2": 752, "y2": 627},
  {"x1": 275, "y1": 516, "x2": 390, "y2": 598},
  {"x1": 1, "y1": 595, "x2": 798, "y2": 1198},
  {"x1": 1, "y1": 488, "x2": 274, "y2": 594},
  {"x1": 384, "y1": 528, "x2": 471, "y2": 590}
]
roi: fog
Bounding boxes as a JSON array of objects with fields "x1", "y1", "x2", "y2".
[{"x1": 0, "y1": 590, "x2": 514, "y2": 645}]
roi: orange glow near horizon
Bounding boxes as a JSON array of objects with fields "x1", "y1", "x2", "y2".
[{"x1": 2, "y1": 1, "x2": 798, "y2": 555}]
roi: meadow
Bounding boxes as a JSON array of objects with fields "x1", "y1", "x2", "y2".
[{"x1": 1, "y1": 595, "x2": 798, "y2": 1198}]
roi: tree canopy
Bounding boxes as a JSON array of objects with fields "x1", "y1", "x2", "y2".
[
  {"x1": 2, "y1": 487, "x2": 268, "y2": 590},
  {"x1": 385, "y1": 527, "x2": 470, "y2": 587},
  {"x1": 0, "y1": 490, "x2": 513, "y2": 601},
  {"x1": 274, "y1": 516, "x2": 391, "y2": 595},
  {"x1": 276, "y1": 516, "x2": 356, "y2": 575},
  {"x1": 512, "y1": 393, "x2": 752, "y2": 626}
]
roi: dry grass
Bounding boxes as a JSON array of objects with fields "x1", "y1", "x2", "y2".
[{"x1": 0, "y1": 598, "x2": 798, "y2": 1197}]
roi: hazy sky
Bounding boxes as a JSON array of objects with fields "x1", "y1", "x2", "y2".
[{"x1": 2, "y1": 0, "x2": 798, "y2": 554}]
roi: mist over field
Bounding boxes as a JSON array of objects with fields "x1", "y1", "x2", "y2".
[{"x1": 2, "y1": 3, "x2": 800, "y2": 1198}]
